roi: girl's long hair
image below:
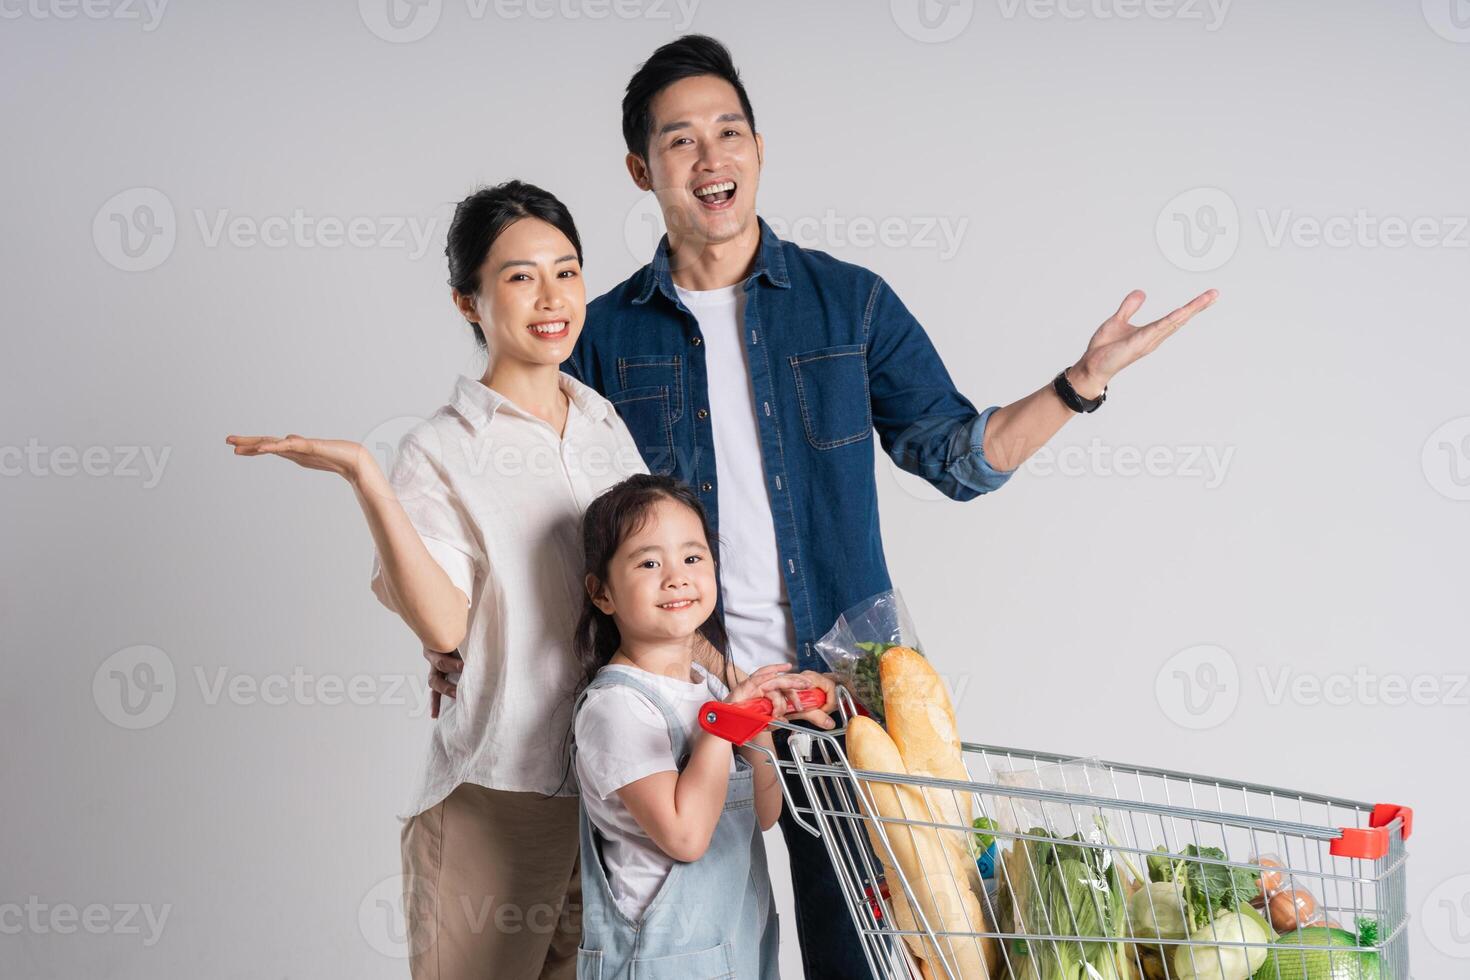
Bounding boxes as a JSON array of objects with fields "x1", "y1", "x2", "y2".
[
  {"x1": 553, "y1": 475, "x2": 729, "y2": 795},
  {"x1": 570, "y1": 474, "x2": 730, "y2": 694}
]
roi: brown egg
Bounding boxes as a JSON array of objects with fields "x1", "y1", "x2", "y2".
[{"x1": 1268, "y1": 889, "x2": 1318, "y2": 932}]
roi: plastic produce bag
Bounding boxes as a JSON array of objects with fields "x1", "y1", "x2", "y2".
[{"x1": 813, "y1": 589, "x2": 923, "y2": 724}]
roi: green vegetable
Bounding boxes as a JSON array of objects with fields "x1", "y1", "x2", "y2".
[
  {"x1": 851, "y1": 641, "x2": 899, "y2": 718},
  {"x1": 1171, "y1": 904, "x2": 1271, "y2": 980},
  {"x1": 1001, "y1": 827, "x2": 1133, "y2": 979},
  {"x1": 1253, "y1": 922, "x2": 1381, "y2": 980},
  {"x1": 973, "y1": 816, "x2": 998, "y2": 852},
  {"x1": 1147, "y1": 845, "x2": 1262, "y2": 933}
]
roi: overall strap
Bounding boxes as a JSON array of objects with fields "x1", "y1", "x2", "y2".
[{"x1": 577, "y1": 666, "x2": 699, "y2": 764}]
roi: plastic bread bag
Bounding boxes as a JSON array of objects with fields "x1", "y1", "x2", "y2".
[{"x1": 813, "y1": 589, "x2": 923, "y2": 724}]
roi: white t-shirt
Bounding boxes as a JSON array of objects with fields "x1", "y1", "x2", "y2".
[
  {"x1": 675, "y1": 283, "x2": 799, "y2": 674},
  {"x1": 573, "y1": 662, "x2": 733, "y2": 922},
  {"x1": 370, "y1": 373, "x2": 649, "y2": 817}
]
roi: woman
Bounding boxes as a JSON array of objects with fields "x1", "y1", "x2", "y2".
[{"x1": 227, "y1": 180, "x2": 644, "y2": 979}]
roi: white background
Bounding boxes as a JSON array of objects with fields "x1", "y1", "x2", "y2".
[{"x1": 2, "y1": 1, "x2": 1467, "y2": 977}]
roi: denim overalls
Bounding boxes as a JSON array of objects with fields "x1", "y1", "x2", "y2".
[{"x1": 572, "y1": 667, "x2": 781, "y2": 980}]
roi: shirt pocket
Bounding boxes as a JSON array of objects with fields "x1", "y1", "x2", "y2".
[
  {"x1": 616, "y1": 355, "x2": 684, "y2": 425},
  {"x1": 788, "y1": 343, "x2": 873, "y2": 450},
  {"x1": 608, "y1": 385, "x2": 676, "y2": 476}
]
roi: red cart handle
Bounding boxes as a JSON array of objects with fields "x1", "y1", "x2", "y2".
[
  {"x1": 1329, "y1": 803, "x2": 1414, "y2": 860},
  {"x1": 699, "y1": 689, "x2": 828, "y2": 745}
]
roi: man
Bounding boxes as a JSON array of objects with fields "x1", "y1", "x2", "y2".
[{"x1": 434, "y1": 34, "x2": 1217, "y2": 979}]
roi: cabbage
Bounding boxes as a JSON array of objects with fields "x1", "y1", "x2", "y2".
[
  {"x1": 1171, "y1": 904, "x2": 1271, "y2": 980},
  {"x1": 1129, "y1": 881, "x2": 1190, "y2": 943}
]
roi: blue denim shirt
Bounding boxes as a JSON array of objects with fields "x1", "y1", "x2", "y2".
[{"x1": 564, "y1": 218, "x2": 1015, "y2": 672}]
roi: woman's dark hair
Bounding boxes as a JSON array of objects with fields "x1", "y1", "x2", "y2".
[
  {"x1": 444, "y1": 179, "x2": 583, "y2": 349},
  {"x1": 572, "y1": 474, "x2": 729, "y2": 694},
  {"x1": 621, "y1": 34, "x2": 756, "y2": 160}
]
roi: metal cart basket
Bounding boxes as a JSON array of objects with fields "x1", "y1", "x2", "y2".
[{"x1": 703, "y1": 689, "x2": 1412, "y2": 980}]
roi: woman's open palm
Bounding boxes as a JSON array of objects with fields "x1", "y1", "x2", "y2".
[{"x1": 225, "y1": 434, "x2": 371, "y2": 481}]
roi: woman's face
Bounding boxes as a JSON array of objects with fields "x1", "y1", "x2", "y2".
[
  {"x1": 458, "y1": 216, "x2": 584, "y2": 366},
  {"x1": 591, "y1": 497, "x2": 719, "y2": 648}
]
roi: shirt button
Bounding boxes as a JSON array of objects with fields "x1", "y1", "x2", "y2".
[
  {"x1": 701, "y1": 481, "x2": 713, "y2": 492},
  {"x1": 691, "y1": 337, "x2": 703, "y2": 346},
  {"x1": 697, "y1": 408, "x2": 708, "y2": 420}
]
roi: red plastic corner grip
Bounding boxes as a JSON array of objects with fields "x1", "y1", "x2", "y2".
[{"x1": 1329, "y1": 803, "x2": 1413, "y2": 859}]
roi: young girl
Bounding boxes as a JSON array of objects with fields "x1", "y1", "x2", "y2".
[{"x1": 570, "y1": 474, "x2": 819, "y2": 979}]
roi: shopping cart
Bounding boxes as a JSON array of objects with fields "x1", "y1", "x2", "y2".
[{"x1": 702, "y1": 688, "x2": 1412, "y2": 980}]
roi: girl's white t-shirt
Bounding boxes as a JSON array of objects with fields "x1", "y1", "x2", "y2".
[{"x1": 573, "y1": 662, "x2": 733, "y2": 921}]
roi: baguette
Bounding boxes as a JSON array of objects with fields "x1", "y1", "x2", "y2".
[
  {"x1": 848, "y1": 716, "x2": 996, "y2": 979},
  {"x1": 879, "y1": 647, "x2": 1001, "y2": 975}
]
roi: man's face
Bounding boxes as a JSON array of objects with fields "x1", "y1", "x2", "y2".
[{"x1": 629, "y1": 74, "x2": 763, "y2": 254}]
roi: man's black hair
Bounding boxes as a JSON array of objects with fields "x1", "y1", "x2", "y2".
[{"x1": 621, "y1": 34, "x2": 756, "y2": 159}]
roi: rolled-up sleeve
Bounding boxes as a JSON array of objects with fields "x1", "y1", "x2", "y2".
[
  {"x1": 369, "y1": 435, "x2": 478, "y2": 611},
  {"x1": 866, "y1": 277, "x2": 1015, "y2": 501}
]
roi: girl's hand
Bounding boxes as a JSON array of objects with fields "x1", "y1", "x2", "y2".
[
  {"x1": 789, "y1": 671, "x2": 839, "y2": 731},
  {"x1": 726, "y1": 664, "x2": 811, "y2": 722},
  {"x1": 225, "y1": 434, "x2": 376, "y2": 485}
]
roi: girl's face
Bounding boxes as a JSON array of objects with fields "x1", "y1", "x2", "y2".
[
  {"x1": 456, "y1": 216, "x2": 584, "y2": 366},
  {"x1": 590, "y1": 497, "x2": 718, "y2": 648}
]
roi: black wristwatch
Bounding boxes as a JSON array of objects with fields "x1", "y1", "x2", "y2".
[{"x1": 1053, "y1": 368, "x2": 1107, "y2": 413}]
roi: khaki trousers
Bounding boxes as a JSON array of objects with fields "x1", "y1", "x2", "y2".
[{"x1": 400, "y1": 782, "x2": 581, "y2": 980}]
